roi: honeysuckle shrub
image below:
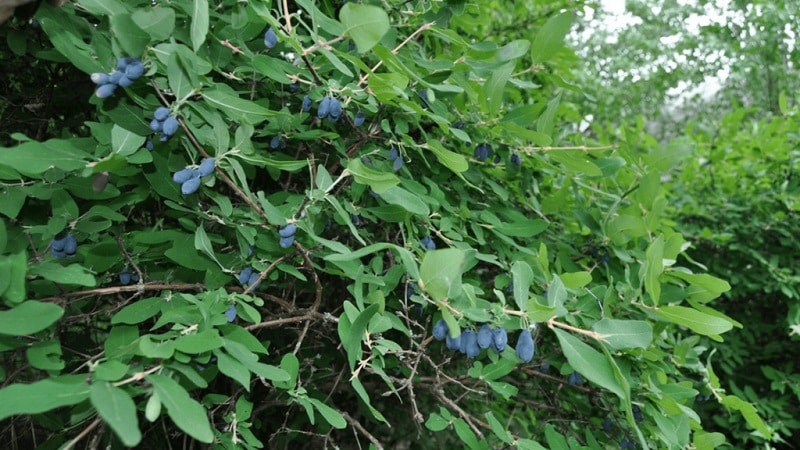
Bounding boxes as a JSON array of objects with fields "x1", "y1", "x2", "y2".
[{"x1": 0, "y1": 1, "x2": 766, "y2": 448}]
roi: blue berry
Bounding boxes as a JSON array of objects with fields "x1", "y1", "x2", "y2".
[
  {"x1": 197, "y1": 158, "x2": 216, "y2": 177},
  {"x1": 119, "y1": 269, "x2": 131, "y2": 285},
  {"x1": 95, "y1": 83, "x2": 117, "y2": 98},
  {"x1": 270, "y1": 136, "x2": 283, "y2": 149},
  {"x1": 124, "y1": 61, "x2": 145, "y2": 80},
  {"x1": 603, "y1": 417, "x2": 613, "y2": 433},
  {"x1": 162, "y1": 116, "x2": 179, "y2": 136},
  {"x1": 420, "y1": 236, "x2": 435, "y2": 251},
  {"x1": 154, "y1": 107, "x2": 170, "y2": 121},
  {"x1": 632, "y1": 404, "x2": 643, "y2": 423},
  {"x1": 476, "y1": 325, "x2": 493, "y2": 349},
  {"x1": 491, "y1": 328, "x2": 508, "y2": 352},
  {"x1": 327, "y1": 98, "x2": 342, "y2": 121},
  {"x1": 264, "y1": 27, "x2": 278, "y2": 49},
  {"x1": 463, "y1": 330, "x2": 480, "y2": 358},
  {"x1": 279, "y1": 224, "x2": 297, "y2": 238},
  {"x1": 279, "y1": 235, "x2": 295, "y2": 248},
  {"x1": 445, "y1": 331, "x2": 461, "y2": 351},
  {"x1": 289, "y1": 82, "x2": 299, "y2": 93},
  {"x1": 225, "y1": 305, "x2": 237, "y2": 322},
  {"x1": 515, "y1": 329, "x2": 535, "y2": 363},
  {"x1": 317, "y1": 96, "x2": 331, "y2": 119},
  {"x1": 116, "y1": 57, "x2": 137, "y2": 71},
  {"x1": 239, "y1": 267, "x2": 253, "y2": 285},
  {"x1": 172, "y1": 168, "x2": 198, "y2": 184},
  {"x1": 353, "y1": 110, "x2": 365, "y2": 126},
  {"x1": 117, "y1": 75, "x2": 134, "y2": 88},
  {"x1": 247, "y1": 271, "x2": 261, "y2": 289},
  {"x1": 90, "y1": 73, "x2": 110, "y2": 85},
  {"x1": 432, "y1": 319, "x2": 448, "y2": 341},
  {"x1": 63, "y1": 234, "x2": 78, "y2": 256},
  {"x1": 392, "y1": 156, "x2": 403, "y2": 171},
  {"x1": 145, "y1": 140, "x2": 154, "y2": 151},
  {"x1": 388, "y1": 147, "x2": 399, "y2": 161},
  {"x1": 510, "y1": 153, "x2": 522, "y2": 166},
  {"x1": 181, "y1": 176, "x2": 202, "y2": 195},
  {"x1": 109, "y1": 71, "x2": 124, "y2": 85},
  {"x1": 568, "y1": 372, "x2": 584, "y2": 385},
  {"x1": 302, "y1": 95, "x2": 312, "y2": 112},
  {"x1": 149, "y1": 118, "x2": 163, "y2": 132}
]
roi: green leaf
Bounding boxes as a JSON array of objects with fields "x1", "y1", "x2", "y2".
[
  {"x1": 0, "y1": 375, "x2": 90, "y2": 421},
  {"x1": 694, "y1": 431, "x2": 726, "y2": 450},
  {"x1": 531, "y1": 11, "x2": 573, "y2": 63},
  {"x1": 0, "y1": 140, "x2": 90, "y2": 176},
  {"x1": 174, "y1": 329, "x2": 224, "y2": 353},
  {"x1": 653, "y1": 305, "x2": 734, "y2": 340},
  {"x1": 378, "y1": 186, "x2": 430, "y2": 216},
  {"x1": 307, "y1": 397, "x2": 347, "y2": 429},
  {"x1": 30, "y1": 262, "x2": 97, "y2": 287},
  {"x1": 110, "y1": 14, "x2": 150, "y2": 57},
  {"x1": 721, "y1": 394, "x2": 772, "y2": 439},
  {"x1": 194, "y1": 225, "x2": 221, "y2": 267},
  {"x1": 592, "y1": 319, "x2": 653, "y2": 350},
  {"x1": 553, "y1": 328, "x2": 625, "y2": 399},
  {"x1": 131, "y1": 7, "x2": 176, "y2": 40},
  {"x1": 112, "y1": 125, "x2": 145, "y2": 157},
  {"x1": 643, "y1": 235, "x2": 664, "y2": 305},
  {"x1": 191, "y1": 0, "x2": 209, "y2": 52},
  {"x1": 510, "y1": 261, "x2": 533, "y2": 312},
  {"x1": 112, "y1": 297, "x2": 163, "y2": 325},
  {"x1": 0, "y1": 251, "x2": 27, "y2": 304},
  {"x1": 494, "y1": 219, "x2": 548, "y2": 237},
  {"x1": 426, "y1": 140, "x2": 469, "y2": 174},
  {"x1": 146, "y1": 374, "x2": 214, "y2": 443},
  {"x1": 214, "y1": 350, "x2": 251, "y2": 391},
  {"x1": 0, "y1": 301, "x2": 64, "y2": 336},
  {"x1": 90, "y1": 382, "x2": 142, "y2": 447},
  {"x1": 339, "y1": 4, "x2": 390, "y2": 53},
  {"x1": 342, "y1": 303, "x2": 380, "y2": 371},
  {"x1": 420, "y1": 249, "x2": 467, "y2": 302},
  {"x1": 202, "y1": 89, "x2": 278, "y2": 125},
  {"x1": 484, "y1": 61, "x2": 515, "y2": 114},
  {"x1": 346, "y1": 158, "x2": 400, "y2": 193}
]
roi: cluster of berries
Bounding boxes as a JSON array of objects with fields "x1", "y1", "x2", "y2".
[
  {"x1": 420, "y1": 235, "x2": 436, "y2": 251},
  {"x1": 92, "y1": 57, "x2": 145, "y2": 98},
  {"x1": 388, "y1": 147, "x2": 403, "y2": 171},
  {"x1": 264, "y1": 27, "x2": 278, "y2": 49},
  {"x1": 473, "y1": 143, "x2": 493, "y2": 161},
  {"x1": 433, "y1": 320, "x2": 510, "y2": 359},
  {"x1": 278, "y1": 224, "x2": 297, "y2": 248},
  {"x1": 172, "y1": 158, "x2": 216, "y2": 195},
  {"x1": 150, "y1": 107, "x2": 180, "y2": 142},
  {"x1": 619, "y1": 437, "x2": 636, "y2": 449},
  {"x1": 238, "y1": 267, "x2": 261, "y2": 289},
  {"x1": 51, "y1": 233, "x2": 78, "y2": 258},
  {"x1": 317, "y1": 96, "x2": 343, "y2": 122},
  {"x1": 118, "y1": 268, "x2": 140, "y2": 285}
]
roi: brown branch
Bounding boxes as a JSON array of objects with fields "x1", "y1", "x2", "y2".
[
  {"x1": 62, "y1": 418, "x2": 101, "y2": 450},
  {"x1": 343, "y1": 412, "x2": 384, "y2": 450}
]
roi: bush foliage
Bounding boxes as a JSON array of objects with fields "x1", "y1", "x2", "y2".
[{"x1": 0, "y1": 1, "x2": 776, "y2": 449}]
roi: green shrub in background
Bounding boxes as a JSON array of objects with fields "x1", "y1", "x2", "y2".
[
  {"x1": 0, "y1": 1, "x2": 766, "y2": 448},
  {"x1": 665, "y1": 102, "x2": 800, "y2": 449}
]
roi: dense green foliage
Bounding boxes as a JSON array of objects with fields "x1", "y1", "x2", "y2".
[{"x1": 0, "y1": 1, "x2": 789, "y2": 449}]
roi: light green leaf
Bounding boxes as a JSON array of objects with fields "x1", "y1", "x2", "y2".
[
  {"x1": 511, "y1": 261, "x2": 533, "y2": 312},
  {"x1": 110, "y1": 14, "x2": 150, "y2": 57},
  {"x1": 0, "y1": 251, "x2": 26, "y2": 304},
  {"x1": 214, "y1": 350, "x2": 251, "y2": 391},
  {"x1": 131, "y1": 7, "x2": 176, "y2": 40},
  {"x1": 0, "y1": 301, "x2": 64, "y2": 336},
  {"x1": 553, "y1": 328, "x2": 625, "y2": 399},
  {"x1": 29, "y1": 262, "x2": 97, "y2": 287},
  {"x1": 194, "y1": 225, "x2": 220, "y2": 266},
  {"x1": 420, "y1": 249, "x2": 466, "y2": 302},
  {"x1": 378, "y1": 186, "x2": 430, "y2": 216},
  {"x1": 592, "y1": 319, "x2": 653, "y2": 350},
  {"x1": 694, "y1": 431, "x2": 726, "y2": 450},
  {"x1": 531, "y1": 11, "x2": 573, "y2": 63},
  {"x1": 202, "y1": 89, "x2": 277, "y2": 125},
  {"x1": 308, "y1": 397, "x2": 346, "y2": 429},
  {"x1": 485, "y1": 61, "x2": 515, "y2": 114},
  {"x1": 146, "y1": 374, "x2": 214, "y2": 443},
  {"x1": 112, "y1": 125, "x2": 145, "y2": 157},
  {"x1": 346, "y1": 158, "x2": 400, "y2": 193},
  {"x1": 653, "y1": 305, "x2": 734, "y2": 340},
  {"x1": 339, "y1": 4, "x2": 390, "y2": 53},
  {"x1": 426, "y1": 140, "x2": 468, "y2": 174},
  {"x1": 721, "y1": 395, "x2": 772, "y2": 439},
  {"x1": 90, "y1": 382, "x2": 142, "y2": 447},
  {"x1": 494, "y1": 219, "x2": 548, "y2": 237},
  {"x1": 174, "y1": 329, "x2": 224, "y2": 354},
  {"x1": 191, "y1": 0, "x2": 209, "y2": 52},
  {"x1": 644, "y1": 236, "x2": 664, "y2": 305},
  {"x1": 0, "y1": 375, "x2": 90, "y2": 421},
  {"x1": 0, "y1": 140, "x2": 90, "y2": 176}
]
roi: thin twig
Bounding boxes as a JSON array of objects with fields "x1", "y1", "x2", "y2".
[
  {"x1": 63, "y1": 418, "x2": 101, "y2": 450},
  {"x1": 343, "y1": 412, "x2": 384, "y2": 450}
]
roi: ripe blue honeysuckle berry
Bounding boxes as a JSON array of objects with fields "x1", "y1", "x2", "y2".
[
  {"x1": 492, "y1": 327, "x2": 508, "y2": 352},
  {"x1": 95, "y1": 84, "x2": 117, "y2": 99},
  {"x1": 154, "y1": 107, "x2": 170, "y2": 121},
  {"x1": 91, "y1": 73, "x2": 110, "y2": 85},
  {"x1": 476, "y1": 324, "x2": 493, "y2": 349},
  {"x1": 173, "y1": 168, "x2": 197, "y2": 184},
  {"x1": 510, "y1": 153, "x2": 522, "y2": 166},
  {"x1": 264, "y1": 27, "x2": 278, "y2": 49},
  {"x1": 354, "y1": 110, "x2": 365, "y2": 126},
  {"x1": 109, "y1": 71, "x2": 124, "y2": 85},
  {"x1": 119, "y1": 268, "x2": 132, "y2": 285},
  {"x1": 63, "y1": 234, "x2": 78, "y2": 256},
  {"x1": 181, "y1": 176, "x2": 202, "y2": 195},
  {"x1": 568, "y1": 372, "x2": 584, "y2": 385},
  {"x1": 302, "y1": 95, "x2": 312, "y2": 112},
  {"x1": 318, "y1": 96, "x2": 331, "y2": 119},
  {"x1": 279, "y1": 235, "x2": 295, "y2": 248},
  {"x1": 247, "y1": 271, "x2": 261, "y2": 289},
  {"x1": 327, "y1": 98, "x2": 342, "y2": 121},
  {"x1": 463, "y1": 330, "x2": 480, "y2": 358},
  {"x1": 117, "y1": 75, "x2": 134, "y2": 88},
  {"x1": 432, "y1": 319, "x2": 448, "y2": 341},
  {"x1": 125, "y1": 61, "x2": 145, "y2": 79},
  {"x1": 420, "y1": 236, "x2": 435, "y2": 250},
  {"x1": 515, "y1": 329, "x2": 535, "y2": 363},
  {"x1": 270, "y1": 136, "x2": 282, "y2": 149},
  {"x1": 389, "y1": 147, "x2": 399, "y2": 161},
  {"x1": 239, "y1": 267, "x2": 253, "y2": 285},
  {"x1": 279, "y1": 224, "x2": 297, "y2": 238},
  {"x1": 225, "y1": 305, "x2": 237, "y2": 322},
  {"x1": 197, "y1": 158, "x2": 216, "y2": 177},
  {"x1": 445, "y1": 331, "x2": 461, "y2": 351},
  {"x1": 145, "y1": 140, "x2": 154, "y2": 151},
  {"x1": 393, "y1": 157, "x2": 403, "y2": 171},
  {"x1": 162, "y1": 116, "x2": 179, "y2": 136},
  {"x1": 149, "y1": 119, "x2": 163, "y2": 132}
]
